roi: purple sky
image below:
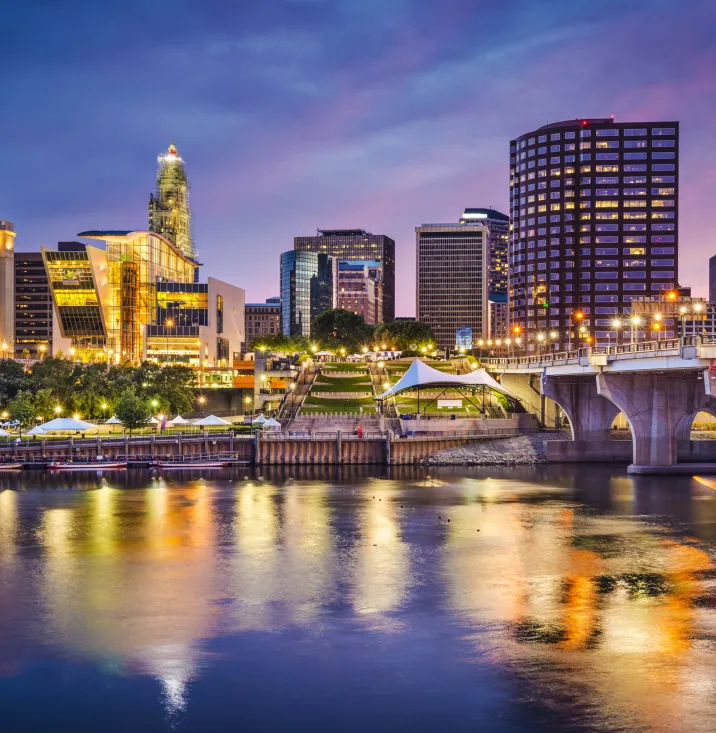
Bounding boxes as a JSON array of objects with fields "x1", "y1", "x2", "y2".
[{"x1": 2, "y1": 0, "x2": 715, "y2": 314}]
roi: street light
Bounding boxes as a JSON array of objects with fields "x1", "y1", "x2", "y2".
[
  {"x1": 536, "y1": 333, "x2": 545, "y2": 355},
  {"x1": 151, "y1": 399, "x2": 158, "y2": 408},
  {"x1": 165, "y1": 318, "x2": 173, "y2": 365},
  {"x1": 54, "y1": 406, "x2": 61, "y2": 415},
  {"x1": 611, "y1": 319, "x2": 622, "y2": 346},
  {"x1": 39, "y1": 344, "x2": 46, "y2": 359},
  {"x1": 630, "y1": 315, "x2": 641, "y2": 345}
]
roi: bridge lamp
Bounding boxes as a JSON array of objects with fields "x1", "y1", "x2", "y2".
[
  {"x1": 550, "y1": 331, "x2": 558, "y2": 339},
  {"x1": 612, "y1": 319, "x2": 621, "y2": 329},
  {"x1": 487, "y1": 340, "x2": 493, "y2": 347},
  {"x1": 654, "y1": 313, "x2": 662, "y2": 322},
  {"x1": 679, "y1": 306, "x2": 687, "y2": 315},
  {"x1": 496, "y1": 339, "x2": 502, "y2": 346},
  {"x1": 631, "y1": 316, "x2": 641, "y2": 326},
  {"x1": 694, "y1": 303, "x2": 703, "y2": 313},
  {"x1": 505, "y1": 338, "x2": 512, "y2": 346},
  {"x1": 536, "y1": 334, "x2": 545, "y2": 342},
  {"x1": 516, "y1": 338, "x2": 522, "y2": 345}
]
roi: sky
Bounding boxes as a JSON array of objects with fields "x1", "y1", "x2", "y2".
[{"x1": 2, "y1": 0, "x2": 715, "y2": 314}]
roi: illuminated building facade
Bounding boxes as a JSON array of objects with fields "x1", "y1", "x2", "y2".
[
  {"x1": 509, "y1": 118, "x2": 679, "y2": 349},
  {"x1": 43, "y1": 231, "x2": 245, "y2": 366},
  {"x1": 14, "y1": 252, "x2": 55, "y2": 358},
  {"x1": 0, "y1": 221, "x2": 16, "y2": 355},
  {"x1": 336, "y1": 260, "x2": 383, "y2": 324},
  {"x1": 280, "y1": 250, "x2": 334, "y2": 337},
  {"x1": 294, "y1": 229, "x2": 395, "y2": 322},
  {"x1": 148, "y1": 142, "x2": 195, "y2": 259},
  {"x1": 460, "y1": 208, "x2": 509, "y2": 298},
  {"x1": 416, "y1": 222, "x2": 489, "y2": 350}
]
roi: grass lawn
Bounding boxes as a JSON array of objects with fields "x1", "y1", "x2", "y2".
[
  {"x1": 320, "y1": 362, "x2": 369, "y2": 372},
  {"x1": 313, "y1": 375, "x2": 373, "y2": 392},
  {"x1": 300, "y1": 406, "x2": 377, "y2": 414},
  {"x1": 303, "y1": 395, "x2": 376, "y2": 409}
]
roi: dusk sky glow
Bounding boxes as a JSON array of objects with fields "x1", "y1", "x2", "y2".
[{"x1": 3, "y1": 0, "x2": 715, "y2": 314}]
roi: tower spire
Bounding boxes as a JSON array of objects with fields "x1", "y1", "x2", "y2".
[{"x1": 148, "y1": 141, "x2": 194, "y2": 258}]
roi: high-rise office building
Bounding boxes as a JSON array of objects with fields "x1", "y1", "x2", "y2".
[
  {"x1": 280, "y1": 250, "x2": 334, "y2": 337},
  {"x1": 0, "y1": 221, "x2": 16, "y2": 355},
  {"x1": 14, "y1": 252, "x2": 54, "y2": 358},
  {"x1": 416, "y1": 222, "x2": 489, "y2": 350},
  {"x1": 294, "y1": 230, "x2": 395, "y2": 322},
  {"x1": 459, "y1": 208, "x2": 509, "y2": 297},
  {"x1": 709, "y1": 255, "x2": 716, "y2": 304},
  {"x1": 245, "y1": 296, "x2": 281, "y2": 349},
  {"x1": 149, "y1": 142, "x2": 195, "y2": 259},
  {"x1": 509, "y1": 118, "x2": 679, "y2": 349},
  {"x1": 336, "y1": 260, "x2": 383, "y2": 324}
]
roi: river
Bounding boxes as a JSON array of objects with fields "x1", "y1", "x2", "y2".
[{"x1": 1, "y1": 465, "x2": 716, "y2": 732}]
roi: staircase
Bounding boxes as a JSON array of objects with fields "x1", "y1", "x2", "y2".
[{"x1": 277, "y1": 367, "x2": 318, "y2": 427}]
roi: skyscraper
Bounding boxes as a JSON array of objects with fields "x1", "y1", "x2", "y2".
[
  {"x1": 149, "y1": 142, "x2": 195, "y2": 259},
  {"x1": 509, "y1": 118, "x2": 678, "y2": 349},
  {"x1": 280, "y1": 250, "x2": 334, "y2": 337},
  {"x1": 459, "y1": 208, "x2": 509, "y2": 297},
  {"x1": 416, "y1": 222, "x2": 489, "y2": 350},
  {"x1": 294, "y1": 230, "x2": 395, "y2": 322},
  {"x1": 336, "y1": 260, "x2": 383, "y2": 324},
  {"x1": 14, "y1": 252, "x2": 54, "y2": 358}
]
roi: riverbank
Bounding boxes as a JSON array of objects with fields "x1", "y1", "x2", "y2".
[{"x1": 422, "y1": 432, "x2": 571, "y2": 466}]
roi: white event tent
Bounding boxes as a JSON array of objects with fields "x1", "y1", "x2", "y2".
[
  {"x1": 194, "y1": 414, "x2": 230, "y2": 427},
  {"x1": 374, "y1": 358, "x2": 518, "y2": 414},
  {"x1": 41, "y1": 417, "x2": 97, "y2": 432}
]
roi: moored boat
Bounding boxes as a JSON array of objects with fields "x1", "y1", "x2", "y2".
[
  {"x1": 151, "y1": 460, "x2": 228, "y2": 469},
  {"x1": 48, "y1": 460, "x2": 128, "y2": 471},
  {"x1": 0, "y1": 462, "x2": 23, "y2": 470}
]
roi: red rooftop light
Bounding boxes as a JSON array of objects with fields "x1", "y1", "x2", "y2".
[{"x1": 581, "y1": 119, "x2": 587, "y2": 126}]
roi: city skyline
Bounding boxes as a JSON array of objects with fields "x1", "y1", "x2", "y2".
[{"x1": 2, "y1": 0, "x2": 715, "y2": 315}]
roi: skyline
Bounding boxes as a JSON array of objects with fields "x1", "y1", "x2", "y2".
[{"x1": 2, "y1": 0, "x2": 715, "y2": 315}]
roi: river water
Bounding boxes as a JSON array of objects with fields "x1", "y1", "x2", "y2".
[{"x1": 1, "y1": 466, "x2": 716, "y2": 732}]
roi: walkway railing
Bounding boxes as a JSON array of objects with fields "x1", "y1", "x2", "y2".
[{"x1": 482, "y1": 336, "x2": 696, "y2": 370}]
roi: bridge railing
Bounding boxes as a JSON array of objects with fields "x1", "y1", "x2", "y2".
[{"x1": 482, "y1": 337, "x2": 688, "y2": 369}]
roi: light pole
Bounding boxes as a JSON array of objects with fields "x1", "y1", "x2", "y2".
[
  {"x1": 549, "y1": 331, "x2": 558, "y2": 352},
  {"x1": 165, "y1": 318, "x2": 173, "y2": 365},
  {"x1": 536, "y1": 333, "x2": 545, "y2": 356},
  {"x1": 611, "y1": 319, "x2": 622, "y2": 347},
  {"x1": 630, "y1": 315, "x2": 641, "y2": 346},
  {"x1": 39, "y1": 344, "x2": 46, "y2": 360}
]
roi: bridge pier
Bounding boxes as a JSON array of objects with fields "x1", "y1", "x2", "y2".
[
  {"x1": 597, "y1": 370, "x2": 716, "y2": 472},
  {"x1": 541, "y1": 375, "x2": 619, "y2": 442}
]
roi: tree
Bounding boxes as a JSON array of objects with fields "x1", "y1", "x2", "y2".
[
  {"x1": 33, "y1": 388, "x2": 57, "y2": 421},
  {"x1": 152, "y1": 365, "x2": 195, "y2": 415},
  {"x1": 9, "y1": 390, "x2": 37, "y2": 436},
  {"x1": 0, "y1": 359, "x2": 29, "y2": 405},
  {"x1": 373, "y1": 320, "x2": 435, "y2": 351},
  {"x1": 249, "y1": 333, "x2": 310, "y2": 354},
  {"x1": 114, "y1": 388, "x2": 151, "y2": 436},
  {"x1": 311, "y1": 309, "x2": 374, "y2": 353}
]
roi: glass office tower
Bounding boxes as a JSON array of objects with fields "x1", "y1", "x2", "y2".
[{"x1": 280, "y1": 250, "x2": 334, "y2": 337}]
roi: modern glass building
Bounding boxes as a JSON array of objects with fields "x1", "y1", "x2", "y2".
[
  {"x1": 14, "y1": 252, "x2": 55, "y2": 358},
  {"x1": 294, "y1": 230, "x2": 395, "y2": 322},
  {"x1": 280, "y1": 250, "x2": 334, "y2": 337},
  {"x1": 509, "y1": 117, "x2": 679, "y2": 349},
  {"x1": 416, "y1": 223, "x2": 489, "y2": 350}
]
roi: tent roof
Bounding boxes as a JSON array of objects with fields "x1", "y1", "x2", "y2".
[
  {"x1": 41, "y1": 417, "x2": 97, "y2": 431},
  {"x1": 194, "y1": 414, "x2": 229, "y2": 426},
  {"x1": 263, "y1": 418, "x2": 281, "y2": 428},
  {"x1": 0, "y1": 428, "x2": 12, "y2": 437},
  {"x1": 252, "y1": 414, "x2": 267, "y2": 424},
  {"x1": 105, "y1": 415, "x2": 122, "y2": 424},
  {"x1": 375, "y1": 358, "x2": 517, "y2": 400},
  {"x1": 169, "y1": 415, "x2": 189, "y2": 424},
  {"x1": 25, "y1": 425, "x2": 45, "y2": 435}
]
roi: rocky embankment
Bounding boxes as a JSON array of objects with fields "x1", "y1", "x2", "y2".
[{"x1": 422, "y1": 432, "x2": 570, "y2": 466}]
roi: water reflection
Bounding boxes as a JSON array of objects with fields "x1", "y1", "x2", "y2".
[{"x1": 0, "y1": 466, "x2": 715, "y2": 731}]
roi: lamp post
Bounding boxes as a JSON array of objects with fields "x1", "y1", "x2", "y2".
[
  {"x1": 630, "y1": 315, "x2": 641, "y2": 346},
  {"x1": 536, "y1": 333, "x2": 545, "y2": 356},
  {"x1": 165, "y1": 318, "x2": 173, "y2": 365},
  {"x1": 39, "y1": 344, "x2": 46, "y2": 360},
  {"x1": 244, "y1": 395, "x2": 251, "y2": 416},
  {"x1": 549, "y1": 331, "x2": 558, "y2": 352},
  {"x1": 611, "y1": 319, "x2": 622, "y2": 347}
]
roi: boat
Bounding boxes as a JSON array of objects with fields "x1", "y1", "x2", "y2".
[
  {"x1": 0, "y1": 462, "x2": 22, "y2": 470},
  {"x1": 151, "y1": 459, "x2": 228, "y2": 469},
  {"x1": 48, "y1": 460, "x2": 127, "y2": 471}
]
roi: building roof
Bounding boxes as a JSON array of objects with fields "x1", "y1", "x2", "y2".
[
  {"x1": 317, "y1": 229, "x2": 368, "y2": 236},
  {"x1": 461, "y1": 208, "x2": 509, "y2": 222},
  {"x1": 338, "y1": 260, "x2": 382, "y2": 270},
  {"x1": 78, "y1": 230, "x2": 200, "y2": 266},
  {"x1": 245, "y1": 302, "x2": 281, "y2": 308},
  {"x1": 375, "y1": 358, "x2": 517, "y2": 401}
]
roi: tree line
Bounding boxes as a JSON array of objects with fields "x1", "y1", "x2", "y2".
[
  {"x1": 0, "y1": 358, "x2": 196, "y2": 431},
  {"x1": 250, "y1": 310, "x2": 435, "y2": 355}
]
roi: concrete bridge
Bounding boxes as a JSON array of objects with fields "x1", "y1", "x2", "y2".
[{"x1": 481, "y1": 336, "x2": 716, "y2": 474}]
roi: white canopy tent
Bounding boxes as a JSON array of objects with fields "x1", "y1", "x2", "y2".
[
  {"x1": 252, "y1": 414, "x2": 267, "y2": 426},
  {"x1": 41, "y1": 417, "x2": 98, "y2": 432},
  {"x1": 168, "y1": 415, "x2": 189, "y2": 426},
  {"x1": 105, "y1": 415, "x2": 122, "y2": 425},
  {"x1": 194, "y1": 414, "x2": 230, "y2": 427},
  {"x1": 376, "y1": 359, "x2": 517, "y2": 400},
  {"x1": 0, "y1": 427, "x2": 12, "y2": 437},
  {"x1": 262, "y1": 418, "x2": 281, "y2": 431},
  {"x1": 25, "y1": 425, "x2": 45, "y2": 436},
  {"x1": 374, "y1": 358, "x2": 519, "y2": 414}
]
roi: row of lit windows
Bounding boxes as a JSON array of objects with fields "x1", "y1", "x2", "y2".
[{"x1": 513, "y1": 127, "x2": 676, "y2": 148}]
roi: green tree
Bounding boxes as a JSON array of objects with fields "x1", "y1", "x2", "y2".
[
  {"x1": 9, "y1": 390, "x2": 37, "y2": 436},
  {"x1": 311, "y1": 309, "x2": 374, "y2": 353},
  {"x1": 152, "y1": 365, "x2": 195, "y2": 415},
  {"x1": 33, "y1": 388, "x2": 57, "y2": 420},
  {"x1": 114, "y1": 388, "x2": 151, "y2": 436},
  {"x1": 373, "y1": 320, "x2": 435, "y2": 351},
  {"x1": 249, "y1": 333, "x2": 310, "y2": 354},
  {"x1": 0, "y1": 359, "x2": 29, "y2": 404}
]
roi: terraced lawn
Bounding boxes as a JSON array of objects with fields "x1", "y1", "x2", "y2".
[
  {"x1": 313, "y1": 375, "x2": 373, "y2": 392},
  {"x1": 320, "y1": 362, "x2": 369, "y2": 372}
]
